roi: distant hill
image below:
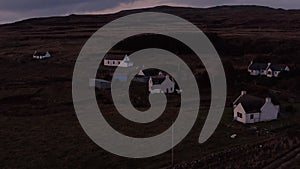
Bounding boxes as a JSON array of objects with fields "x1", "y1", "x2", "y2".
[{"x1": 0, "y1": 5, "x2": 299, "y2": 63}]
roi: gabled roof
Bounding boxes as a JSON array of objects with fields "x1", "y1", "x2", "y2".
[
  {"x1": 140, "y1": 69, "x2": 161, "y2": 77},
  {"x1": 34, "y1": 51, "x2": 48, "y2": 56},
  {"x1": 234, "y1": 94, "x2": 279, "y2": 114},
  {"x1": 104, "y1": 54, "x2": 126, "y2": 60},
  {"x1": 151, "y1": 76, "x2": 167, "y2": 85},
  {"x1": 235, "y1": 94, "x2": 265, "y2": 113},
  {"x1": 248, "y1": 63, "x2": 268, "y2": 70},
  {"x1": 269, "y1": 64, "x2": 288, "y2": 71}
]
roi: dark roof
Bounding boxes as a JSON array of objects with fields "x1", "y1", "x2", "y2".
[
  {"x1": 141, "y1": 69, "x2": 161, "y2": 77},
  {"x1": 151, "y1": 76, "x2": 166, "y2": 85},
  {"x1": 269, "y1": 64, "x2": 288, "y2": 71},
  {"x1": 235, "y1": 94, "x2": 265, "y2": 113},
  {"x1": 234, "y1": 94, "x2": 279, "y2": 114},
  {"x1": 248, "y1": 63, "x2": 268, "y2": 70},
  {"x1": 34, "y1": 52, "x2": 47, "y2": 56},
  {"x1": 104, "y1": 54, "x2": 125, "y2": 60}
]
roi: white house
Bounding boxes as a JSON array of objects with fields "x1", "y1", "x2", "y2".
[
  {"x1": 33, "y1": 51, "x2": 51, "y2": 59},
  {"x1": 233, "y1": 91, "x2": 280, "y2": 124},
  {"x1": 266, "y1": 64, "x2": 290, "y2": 78},
  {"x1": 148, "y1": 75, "x2": 175, "y2": 94},
  {"x1": 248, "y1": 61, "x2": 289, "y2": 77},
  {"x1": 248, "y1": 61, "x2": 270, "y2": 76},
  {"x1": 104, "y1": 54, "x2": 133, "y2": 67}
]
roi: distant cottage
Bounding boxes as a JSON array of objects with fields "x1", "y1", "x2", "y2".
[
  {"x1": 104, "y1": 54, "x2": 133, "y2": 67},
  {"x1": 266, "y1": 64, "x2": 290, "y2": 78},
  {"x1": 149, "y1": 75, "x2": 175, "y2": 94},
  {"x1": 134, "y1": 68, "x2": 181, "y2": 94},
  {"x1": 33, "y1": 51, "x2": 51, "y2": 59},
  {"x1": 133, "y1": 69, "x2": 160, "y2": 83},
  {"x1": 248, "y1": 61, "x2": 289, "y2": 77},
  {"x1": 233, "y1": 91, "x2": 280, "y2": 124}
]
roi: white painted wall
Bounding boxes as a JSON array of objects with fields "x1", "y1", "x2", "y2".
[
  {"x1": 149, "y1": 76, "x2": 175, "y2": 94},
  {"x1": 249, "y1": 69, "x2": 260, "y2": 76},
  {"x1": 233, "y1": 103, "x2": 247, "y2": 124},
  {"x1": 245, "y1": 113, "x2": 260, "y2": 123},
  {"x1": 104, "y1": 55, "x2": 133, "y2": 67},
  {"x1": 273, "y1": 71, "x2": 280, "y2": 77},
  {"x1": 260, "y1": 70, "x2": 267, "y2": 75},
  {"x1": 33, "y1": 52, "x2": 51, "y2": 60},
  {"x1": 260, "y1": 100, "x2": 279, "y2": 121},
  {"x1": 104, "y1": 59, "x2": 122, "y2": 66}
]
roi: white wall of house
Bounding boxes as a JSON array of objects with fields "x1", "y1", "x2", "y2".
[
  {"x1": 267, "y1": 69, "x2": 282, "y2": 78},
  {"x1": 33, "y1": 51, "x2": 51, "y2": 59},
  {"x1": 260, "y1": 69, "x2": 267, "y2": 75},
  {"x1": 149, "y1": 76, "x2": 175, "y2": 94},
  {"x1": 160, "y1": 76, "x2": 175, "y2": 93},
  {"x1": 260, "y1": 98, "x2": 279, "y2": 121},
  {"x1": 119, "y1": 61, "x2": 133, "y2": 67},
  {"x1": 285, "y1": 66, "x2": 290, "y2": 71},
  {"x1": 267, "y1": 68, "x2": 273, "y2": 77},
  {"x1": 44, "y1": 52, "x2": 51, "y2": 58},
  {"x1": 234, "y1": 104, "x2": 260, "y2": 124},
  {"x1": 245, "y1": 113, "x2": 260, "y2": 123},
  {"x1": 104, "y1": 59, "x2": 122, "y2": 66},
  {"x1": 273, "y1": 71, "x2": 280, "y2": 77},
  {"x1": 104, "y1": 55, "x2": 133, "y2": 67},
  {"x1": 233, "y1": 103, "x2": 247, "y2": 124},
  {"x1": 249, "y1": 69, "x2": 260, "y2": 76}
]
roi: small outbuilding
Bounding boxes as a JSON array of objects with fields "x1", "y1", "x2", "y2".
[
  {"x1": 266, "y1": 64, "x2": 290, "y2": 78},
  {"x1": 33, "y1": 51, "x2": 51, "y2": 59},
  {"x1": 104, "y1": 54, "x2": 133, "y2": 67},
  {"x1": 247, "y1": 61, "x2": 289, "y2": 77},
  {"x1": 149, "y1": 75, "x2": 175, "y2": 94},
  {"x1": 248, "y1": 62, "x2": 269, "y2": 76}
]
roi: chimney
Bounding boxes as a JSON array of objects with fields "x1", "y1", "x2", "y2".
[
  {"x1": 265, "y1": 97, "x2": 271, "y2": 103},
  {"x1": 241, "y1": 91, "x2": 247, "y2": 95},
  {"x1": 267, "y1": 62, "x2": 271, "y2": 67}
]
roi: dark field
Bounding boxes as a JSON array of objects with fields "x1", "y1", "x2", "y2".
[{"x1": 0, "y1": 5, "x2": 300, "y2": 169}]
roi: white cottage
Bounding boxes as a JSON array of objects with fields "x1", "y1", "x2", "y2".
[
  {"x1": 233, "y1": 91, "x2": 280, "y2": 124},
  {"x1": 266, "y1": 64, "x2": 290, "y2": 78},
  {"x1": 33, "y1": 51, "x2": 51, "y2": 59},
  {"x1": 148, "y1": 75, "x2": 175, "y2": 94},
  {"x1": 248, "y1": 61, "x2": 289, "y2": 77},
  {"x1": 104, "y1": 54, "x2": 133, "y2": 67},
  {"x1": 248, "y1": 61, "x2": 270, "y2": 76}
]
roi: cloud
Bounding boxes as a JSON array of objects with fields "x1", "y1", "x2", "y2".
[{"x1": 90, "y1": 0, "x2": 188, "y2": 14}]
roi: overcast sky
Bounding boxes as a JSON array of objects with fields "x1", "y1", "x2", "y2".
[{"x1": 0, "y1": 0, "x2": 299, "y2": 24}]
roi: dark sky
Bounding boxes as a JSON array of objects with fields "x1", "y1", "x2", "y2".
[{"x1": 0, "y1": 0, "x2": 299, "y2": 24}]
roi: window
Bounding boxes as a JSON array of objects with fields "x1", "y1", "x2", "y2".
[
  {"x1": 237, "y1": 112, "x2": 242, "y2": 118},
  {"x1": 250, "y1": 114, "x2": 254, "y2": 119}
]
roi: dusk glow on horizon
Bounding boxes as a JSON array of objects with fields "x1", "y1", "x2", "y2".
[{"x1": 0, "y1": 0, "x2": 299, "y2": 24}]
